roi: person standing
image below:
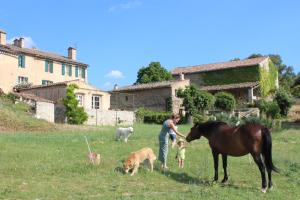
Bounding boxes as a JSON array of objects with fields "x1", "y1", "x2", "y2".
[{"x1": 158, "y1": 114, "x2": 185, "y2": 170}]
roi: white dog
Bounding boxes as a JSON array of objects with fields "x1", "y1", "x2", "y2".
[{"x1": 116, "y1": 127, "x2": 134, "y2": 143}]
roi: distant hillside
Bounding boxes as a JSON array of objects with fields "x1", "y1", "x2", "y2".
[{"x1": 0, "y1": 96, "x2": 55, "y2": 132}]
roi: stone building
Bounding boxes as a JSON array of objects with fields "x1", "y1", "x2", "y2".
[
  {"x1": 0, "y1": 29, "x2": 87, "y2": 93},
  {"x1": 110, "y1": 79, "x2": 190, "y2": 113},
  {"x1": 172, "y1": 57, "x2": 279, "y2": 103}
]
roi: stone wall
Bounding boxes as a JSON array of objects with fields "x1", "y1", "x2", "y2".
[
  {"x1": 35, "y1": 101, "x2": 55, "y2": 123},
  {"x1": 85, "y1": 109, "x2": 135, "y2": 126}
]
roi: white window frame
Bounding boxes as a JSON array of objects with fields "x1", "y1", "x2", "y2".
[
  {"x1": 17, "y1": 76, "x2": 28, "y2": 84},
  {"x1": 76, "y1": 93, "x2": 84, "y2": 107},
  {"x1": 92, "y1": 95, "x2": 101, "y2": 109}
]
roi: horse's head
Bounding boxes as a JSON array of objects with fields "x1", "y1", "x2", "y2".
[{"x1": 186, "y1": 123, "x2": 202, "y2": 142}]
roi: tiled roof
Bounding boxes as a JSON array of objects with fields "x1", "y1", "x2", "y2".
[
  {"x1": 0, "y1": 44, "x2": 88, "y2": 66},
  {"x1": 112, "y1": 79, "x2": 189, "y2": 92},
  {"x1": 200, "y1": 82, "x2": 259, "y2": 91},
  {"x1": 172, "y1": 57, "x2": 268, "y2": 75},
  {"x1": 13, "y1": 92, "x2": 54, "y2": 103}
]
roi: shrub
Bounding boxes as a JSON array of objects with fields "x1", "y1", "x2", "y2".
[
  {"x1": 135, "y1": 108, "x2": 171, "y2": 124},
  {"x1": 274, "y1": 89, "x2": 294, "y2": 116},
  {"x1": 4, "y1": 93, "x2": 18, "y2": 103},
  {"x1": 257, "y1": 100, "x2": 281, "y2": 119},
  {"x1": 192, "y1": 113, "x2": 205, "y2": 124},
  {"x1": 214, "y1": 92, "x2": 236, "y2": 111},
  {"x1": 291, "y1": 85, "x2": 300, "y2": 98},
  {"x1": 62, "y1": 84, "x2": 88, "y2": 125},
  {"x1": 243, "y1": 116, "x2": 281, "y2": 131},
  {"x1": 209, "y1": 112, "x2": 239, "y2": 126}
]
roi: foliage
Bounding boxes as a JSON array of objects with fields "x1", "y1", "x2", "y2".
[
  {"x1": 165, "y1": 96, "x2": 173, "y2": 112},
  {"x1": 192, "y1": 113, "x2": 205, "y2": 124},
  {"x1": 135, "y1": 108, "x2": 170, "y2": 124},
  {"x1": 3, "y1": 92, "x2": 18, "y2": 103},
  {"x1": 209, "y1": 112, "x2": 239, "y2": 126},
  {"x1": 274, "y1": 89, "x2": 294, "y2": 116},
  {"x1": 135, "y1": 62, "x2": 172, "y2": 84},
  {"x1": 201, "y1": 66, "x2": 260, "y2": 86},
  {"x1": 62, "y1": 84, "x2": 88, "y2": 125},
  {"x1": 176, "y1": 85, "x2": 215, "y2": 115},
  {"x1": 257, "y1": 100, "x2": 281, "y2": 119},
  {"x1": 259, "y1": 60, "x2": 278, "y2": 97},
  {"x1": 214, "y1": 92, "x2": 236, "y2": 111},
  {"x1": 291, "y1": 85, "x2": 300, "y2": 98}
]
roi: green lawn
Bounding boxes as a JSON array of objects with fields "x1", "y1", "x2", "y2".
[{"x1": 0, "y1": 124, "x2": 299, "y2": 200}]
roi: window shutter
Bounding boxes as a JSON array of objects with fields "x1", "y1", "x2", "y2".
[
  {"x1": 22, "y1": 55, "x2": 25, "y2": 68},
  {"x1": 75, "y1": 66, "x2": 79, "y2": 77},
  {"x1": 45, "y1": 60, "x2": 49, "y2": 72},
  {"x1": 62, "y1": 64, "x2": 65, "y2": 75},
  {"x1": 69, "y1": 65, "x2": 72, "y2": 76},
  {"x1": 82, "y1": 68, "x2": 85, "y2": 79},
  {"x1": 50, "y1": 61, "x2": 53, "y2": 73}
]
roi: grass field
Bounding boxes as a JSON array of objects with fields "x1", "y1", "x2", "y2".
[{"x1": 0, "y1": 124, "x2": 299, "y2": 200}]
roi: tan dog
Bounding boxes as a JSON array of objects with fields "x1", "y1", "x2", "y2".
[
  {"x1": 123, "y1": 147, "x2": 156, "y2": 176},
  {"x1": 88, "y1": 152, "x2": 101, "y2": 165}
]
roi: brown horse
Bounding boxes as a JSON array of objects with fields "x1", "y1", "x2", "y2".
[{"x1": 186, "y1": 121, "x2": 279, "y2": 193}]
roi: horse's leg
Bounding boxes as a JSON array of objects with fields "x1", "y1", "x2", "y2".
[
  {"x1": 221, "y1": 154, "x2": 228, "y2": 183},
  {"x1": 266, "y1": 165, "x2": 273, "y2": 189},
  {"x1": 252, "y1": 154, "x2": 267, "y2": 193},
  {"x1": 212, "y1": 149, "x2": 219, "y2": 181}
]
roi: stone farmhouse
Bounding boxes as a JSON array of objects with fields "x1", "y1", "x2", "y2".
[
  {"x1": 110, "y1": 79, "x2": 190, "y2": 113},
  {"x1": 172, "y1": 57, "x2": 279, "y2": 104}
]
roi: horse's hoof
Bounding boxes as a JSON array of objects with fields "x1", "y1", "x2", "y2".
[
  {"x1": 221, "y1": 179, "x2": 228, "y2": 184},
  {"x1": 269, "y1": 186, "x2": 273, "y2": 191},
  {"x1": 261, "y1": 188, "x2": 267, "y2": 193}
]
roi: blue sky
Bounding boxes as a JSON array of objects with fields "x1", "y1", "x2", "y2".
[{"x1": 1, "y1": 0, "x2": 299, "y2": 90}]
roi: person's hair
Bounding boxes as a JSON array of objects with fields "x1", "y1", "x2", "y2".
[{"x1": 171, "y1": 113, "x2": 180, "y2": 119}]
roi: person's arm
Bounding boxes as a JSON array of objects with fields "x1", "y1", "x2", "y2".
[{"x1": 169, "y1": 122, "x2": 185, "y2": 138}]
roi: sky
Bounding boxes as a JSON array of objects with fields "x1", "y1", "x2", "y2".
[{"x1": 1, "y1": 0, "x2": 299, "y2": 90}]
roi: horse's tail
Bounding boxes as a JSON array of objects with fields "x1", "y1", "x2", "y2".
[{"x1": 261, "y1": 127, "x2": 279, "y2": 173}]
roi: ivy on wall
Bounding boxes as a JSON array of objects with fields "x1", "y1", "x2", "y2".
[
  {"x1": 200, "y1": 66, "x2": 260, "y2": 86},
  {"x1": 259, "y1": 61, "x2": 278, "y2": 97},
  {"x1": 198, "y1": 60, "x2": 278, "y2": 97}
]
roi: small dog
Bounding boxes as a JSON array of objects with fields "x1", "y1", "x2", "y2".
[
  {"x1": 116, "y1": 127, "x2": 134, "y2": 143},
  {"x1": 88, "y1": 152, "x2": 101, "y2": 165},
  {"x1": 123, "y1": 147, "x2": 156, "y2": 176}
]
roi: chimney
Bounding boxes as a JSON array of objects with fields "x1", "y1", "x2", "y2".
[
  {"x1": 0, "y1": 30, "x2": 6, "y2": 45},
  {"x1": 179, "y1": 73, "x2": 185, "y2": 80},
  {"x1": 13, "y1": 39, "x2": 19, "y2": 46},
  {"x1": 114, "y1": 84, "x2": 119, "y2": 90},
  {"x1": 68, "y1": 47, "x2": 76, "y2": 60},
  {"x1": 19, "y1": 37, "x2": 25, "y2": 48}
]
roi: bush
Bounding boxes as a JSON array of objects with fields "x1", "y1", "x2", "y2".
[
  {"x1": 192, "y1": 113, "x2": 205, "y2": 124},
  {"x1": 291, "y1": 85, "x2": 300, "y2": 98},
  {"x1": 209, "y1": 112, "x2": 239, "y2": 126},
  {"x1": 4, "y1": 93, "x2": 18, "y2": 103},
  {"x1": 274, "y1": 89, "x2": 294, "y2": 116},
  {"x1": 62, "y1": 84, "x2": 88, "y2": 125},
  {"x1": 243, "y1": 116, "x2": 281, "y2": 131},
  {"x1": 135, "y1": 108, "x2": 171, "y2": 124},
  {"x1": 214, "y1": 92, "x2": 236, "y2": 111}
]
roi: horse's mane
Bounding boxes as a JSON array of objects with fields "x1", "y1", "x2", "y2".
[{"x1": 196, "y1": 121, "x2": 228, "y2": 135}]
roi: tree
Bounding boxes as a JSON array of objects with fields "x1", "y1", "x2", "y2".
[
  {"x1": 176, "y1": 85, "x2": 215, "y2": 115},
  {"x1": 63, "y1": 84, "x2": 88, "y2": 124},
  {"x1": 274, "y1": 89, "x2": 294, "y2": 116},
  {"x1": 136, "y1": 62, "x2": 172, "y2": 84},
  {"x1": 214, "y1": 92, "x2": 236, "y2": 111}
]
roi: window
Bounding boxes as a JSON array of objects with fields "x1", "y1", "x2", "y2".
[
  {"x1": 76, "y1": 94, "x2": 84, "y2": 107},
  {"x1": 81, "y1": 68, "x2": 86, "y2": 79},
  {"x1": 92, "y1": 95, "x2": 101, "y2": 109},
  {"x1": 45, "y1": 60, "x2": 53, "y2": 73},
  {"x1": 68, "y1": 65, "x2": 72, "y2": 76},
  {"x1": 42, "y1": 80, "x2": 53, "y2": 85},
  {"x1": 17, "y1": 76, "x2": 28, "y2": 84},
  {"x1": 125, "y1": 96, "x2": 128, "y2": 101},
  {"x1": 18, "y1": 55, "x2": 25, "y2": 68},
  {"x1": 75, "y1": 66, "x2": 79, "y2": 77},
  {"x1": 62, "y1": 64, "x2": 66, "y2": 75}
]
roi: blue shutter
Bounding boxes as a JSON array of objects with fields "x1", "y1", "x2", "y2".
[
  {"x1": 45, "y1": 60, "x2": 49, "y2": 72},
  {"x1": 18, "y1": 55, "x2": 21, "y2": 67},
  {"x1": 50, "y1": 61, "x2": 53, "y2": 73},
  {"x1": 68, "y1": 65, "x2": 72, "y2": 76},
  {"x1": 22, "y1": 55, "x2": 25, "y2": 68},
  {"x1": 81, "y1": 68, "x2": 85, "y2": 79},
  {"x1": 62, "y1": 64, "x2": 65, "y2": 75},
  {"x1": 75, "y1": 66, "x2": 79, "y2": 77}
]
